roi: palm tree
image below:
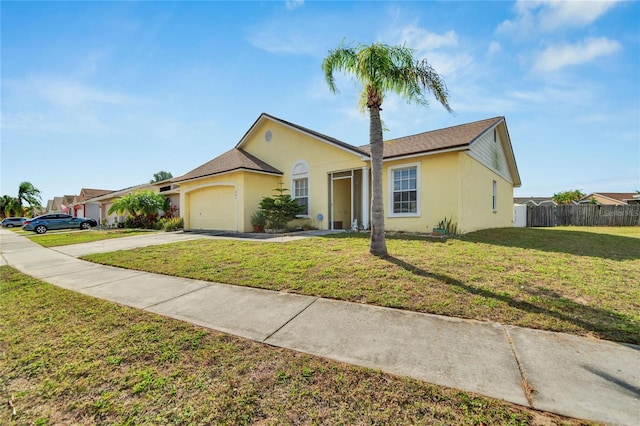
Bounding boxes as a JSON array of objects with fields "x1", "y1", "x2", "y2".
[
  {"x1": 107, "y1": 190, "x2": 165, "y2": 217},
  {"x1": 0, "y1": 195, "x2": 21, "y2": 218},
  {"x1": 17, "y1": 181, "x2": 43, "y2": 211},
  {"x1": 323, "y1": 42, "x2": 453, "y2": 256}
]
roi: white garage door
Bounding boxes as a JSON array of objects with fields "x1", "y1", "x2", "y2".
[{"x1": 188, "y1": 186, "x2": 236, "y2": 230}]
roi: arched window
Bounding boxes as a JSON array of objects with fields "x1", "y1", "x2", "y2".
[{"x1": 291, "y1": 161, "x2": 309, "y2": 216}]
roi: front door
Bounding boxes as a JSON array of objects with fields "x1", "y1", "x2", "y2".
[
  {"x1": 329, "y1": 169, "x2": 365, "y2": 230},
  {"x1": 332, "y1": 176, "x2": 351, "y2": 230}
]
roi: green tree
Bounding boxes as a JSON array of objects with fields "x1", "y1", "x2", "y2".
[
  {"x1": 552, "y1": 189, "x2": 586, "y2": 204},
  {"x1": 17, "y1": 181, "x2": 42, "y2": 211},
  {"x1": 150, "y1": 171, "x2": 173, "y2": 183},
  {"x1": 259, "y1": 186, "x2": 304, "y2": 230},
  {"x1": 107, "y1": 190, "x2": 166, "y2": 228},
  {"x1": 0, "y1": 195, "x2": 21, "y2": 218},
  {"x1": 323, "y1": 42, "x2": 453, "y2": 256}
]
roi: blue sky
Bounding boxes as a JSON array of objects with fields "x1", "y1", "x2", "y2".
[{"x1": 2, "y1": 0, "x2": 639, "y2": 206}]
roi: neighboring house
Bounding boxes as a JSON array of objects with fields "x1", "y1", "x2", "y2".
[
  {"x1": 73, "y1": 188, "x2": 113, "y2": 220},
  {"x1": 87, "y1": 183, "x2": 155, "y2": 227},
  {"x1": 578, "y1": 192, "x2": 640, "y2": 205},
  {"x1": 151, "y1": 179, "x2": 181, "y2": 216},
  {"x1": 514, "y1": 197, "x2": 557, "y2": 206},
  {"x1": 49, "y1": 196, "x2": 64, "y2": 213},
  {"x1": 86, "y1": 183, "x2": 176, "y2": 227},
  {"x1": 175, "y1": 113, "x2": 521, "y2": 233},
  {"x1": 61, "y1": 195, "x2": 75, "y2": 214}
]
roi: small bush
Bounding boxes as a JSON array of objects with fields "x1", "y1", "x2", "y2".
[
  {"x1": 124, "y1": 214, "x2": 159, "y2": 229},
  {"x1": 259, "y1": 186, "x2": 304, "y2": 230},
  {"x1": 437, "y1": 217, "x2": 460, "y2": 236},
  {"x1": 156, "y1": 217, "x2": 184, "y2": 231}
]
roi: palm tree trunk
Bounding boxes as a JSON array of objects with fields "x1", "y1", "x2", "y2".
[{"x1": 368, "y1": 106, "x2": 388, "y2": 256}]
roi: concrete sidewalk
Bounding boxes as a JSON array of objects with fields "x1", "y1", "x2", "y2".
[{"x1": 1, "y1": 229, "x2": 638, "y2": 425}]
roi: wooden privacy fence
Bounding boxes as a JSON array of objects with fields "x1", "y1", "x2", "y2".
[{"x1": 527, "y1": 204, "x2": 640, "y2": 227}]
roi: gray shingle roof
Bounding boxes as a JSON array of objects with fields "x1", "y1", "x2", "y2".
[
  {"x1": 359, "y1": 116, "x2": 504, "y2": 159},
  {"x1": 175, "y1": 148, "x2": 282, "y2": 182},
  {"x1": 176, "y1": 115, "x2": 516, "y2": 185}
]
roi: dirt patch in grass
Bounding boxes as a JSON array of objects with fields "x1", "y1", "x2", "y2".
[
  {"x1": 83, "y1": 227, "x2": 640, "y2": 344},
  {"x1": 0, "y1": 266, "x2": 587, "y2": 425}
]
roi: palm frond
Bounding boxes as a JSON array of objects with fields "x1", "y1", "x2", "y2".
[{"x1": 323, "y1": 42, "x2": 453, "y2": 114}]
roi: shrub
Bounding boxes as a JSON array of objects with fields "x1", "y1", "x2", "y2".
[
  {"x1": 124, "y1": 214, "x2": 159, "y2": 229},
  {"x1": 259, "y1": 186, "x2": 304, "y2": 230},
  {"x1": 437, "y1": 217, "x2": 459, "y2": 236},
  {"x1": 156, "y1": 217, "x2": 184, "y2": 231},
  {"x1": 250, "y1": 210, "x2": 267, "y2": 226}
]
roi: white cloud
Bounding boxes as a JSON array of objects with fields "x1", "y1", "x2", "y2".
[
  {"x1": 422, "y1": 52, "x2": 475, "y2": 80},
  {"x1": 285, "y1": 0, "x2": 304, "y2": 10},
  {"x1": 572, "y1": 113, "x2": 610, "y2": 124},
  {"x1": 533, "y1": 37, "x2": 622, "y2": 72},
  {"x1": 247, "y1": 31, "x2": 319, "y2": 55},
  {"x1": 8, "y1": 76, "x2": 139, "y2": 109},
  {"x1": 391, "y1": 25, "x2": 471, "y2": 79},
  {"x1": 487, "y1": 41, "x2": 501, "y2": 56},
  {"x1": 0, "y1": 75, "x2": 145, "y2": 138},
  {"x1": 245, "y1": 20, "x2": 322, "y2": 56},
  {"x1": 498, "y1": 0, "x2": 621, "y2": 36},
  {"x1": 398, "y1": 25, "x2": 458, "y2": 55}
]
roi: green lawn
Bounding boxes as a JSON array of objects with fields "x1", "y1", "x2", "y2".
[
  {"x1": 27, "y1": 229, "x2": 158, "y2": 247},
  {"x1": 0, "y1": 267, "x2": 585, "y2": 425},
  {"x1": 84, "y1": 227, "x2": 640, "y2": 344}
]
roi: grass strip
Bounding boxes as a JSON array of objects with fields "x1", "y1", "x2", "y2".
[
  {"x1": 0, "y1": 266, "x2": 587, "y2": 425},
  {"x1": 28, "y1": 229, "x2": 157, "y2": 247},
  {"x1": 83, "y1": 227, "x2": 640, "y2": 344}
]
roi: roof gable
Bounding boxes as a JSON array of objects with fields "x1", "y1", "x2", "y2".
[
  {"x1": 80, "y1": 188, "x2": 112, "y2": 198},
  {"x1": 467, "y1": 118, "x2": 521, "y2": 187},
  {"x1": 175, "y1": 148, "x2": 282, "y2": 183},
  {"x1": 51, "y1": 197, "x2": 63, "y2": 209},
  {"x1": 62, "y1": 195, "x2": 75, "y2": 206},
  {"x1": 236, "y1": 113, "x2": 368, "y2": 158}
]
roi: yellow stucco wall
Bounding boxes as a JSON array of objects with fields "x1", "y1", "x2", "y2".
[
  {"x1": 458, "y1": 152, "x2": 514, "y2": 232},
  {"x1": 179, "y1": 169, "x2": 293, "y2": 232},
  {"x1": 179, "y1": 116, "x2": 516, "y2": 234},
  {"x1": 241, "y1": 172, "x2": 282, "y2": 231},
  {"x1": 381, "y1": 151, "x2": 514, "y2": 233},
  {"x1": 241, "y1": 119, "x2": 366, "y2": 227},
  {"x1": 179, "y1": 172, "x2": 243, "y2": 230},
  {"x1": 383, "y1": 152, "x2": 460, "y2": 233}
]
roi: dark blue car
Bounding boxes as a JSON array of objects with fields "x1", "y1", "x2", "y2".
[
  {"x1": 1, "y1": 217, "x2": 27, "y2": 228},
  {"x1": 22, "y1": 214, "x2": 98, "y2": 234}
]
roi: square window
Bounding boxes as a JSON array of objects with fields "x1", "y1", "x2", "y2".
[{"x1": 391, "y1": 166, "x2": 418, "y2": 214}]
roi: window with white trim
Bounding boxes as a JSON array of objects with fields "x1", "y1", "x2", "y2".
[
  {"x1": 389, "y1": 164, "x2": 420, "y2": 216},
  {"x1": 492, "y1": 180, "x2": 498, "y2": 212},
  {"x1": 292, "y1": 161, "x2": 309, "y2": 216}
]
